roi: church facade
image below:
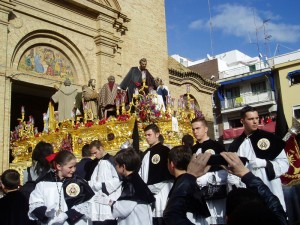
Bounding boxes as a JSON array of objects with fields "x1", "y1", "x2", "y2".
[{"x1": 0, "y1": 0, "x2": 217, "y2": 172}]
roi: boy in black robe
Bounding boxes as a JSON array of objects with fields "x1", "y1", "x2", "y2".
[{"x1": 0, "y1": 169, "x2": 36, "y2": 225}]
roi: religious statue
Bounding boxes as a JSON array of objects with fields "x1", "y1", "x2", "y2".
[
  {"x1": 119, "y1": 58, "x2": 157, "y2": 103},
  {"x1": 82, "y1": 79, "x2": 99, "y2": 120},
  {"x1": 155, "y1": 77, "x2": 169, "y2": 112},
  {"x1": 99, "y1": 75, "x2": 119, "y2": 118},
  {"x1": 51, "y1": 78, "x2": 78, "y2": 122}
]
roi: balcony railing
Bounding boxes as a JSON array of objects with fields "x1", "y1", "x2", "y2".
[
  {"x1": 219, "y1": 61, "x2": 270, "y2": 79},
  {"x1": 221, "y1": 91, "x2": 275, "y2": 110}
]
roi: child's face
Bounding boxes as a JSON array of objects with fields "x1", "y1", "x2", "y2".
[
  {"x1": 115, "y1": 163, "x2": 126, "y2": 176},
  {"x1": 57, "y1": 159, "x2": 77, "y2": 178}
]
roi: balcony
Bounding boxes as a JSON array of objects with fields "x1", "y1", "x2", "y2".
[
  {"x1": 220, "y1": 91, "x2": 275, "y2": 111},
  {"x1": 219, "y1": 61, "x2": 270, "y2": 79}
]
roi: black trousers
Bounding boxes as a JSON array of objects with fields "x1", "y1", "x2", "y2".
[
  {"x1": 92, "y1": 220, "x2": 117, "y2": 225},
  {"x1": 153, "y1": 217, "x2": 166, "y2": 225}
]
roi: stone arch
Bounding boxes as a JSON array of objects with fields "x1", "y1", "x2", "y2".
[
  {"x1": 183, "y1": 93, "x2": 200, "y2": 111},
  {"x1": 10, "y1": 29, "x2": 91, "y2": 84}
]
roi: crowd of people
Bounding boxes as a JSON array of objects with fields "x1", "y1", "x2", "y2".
[{"x1": 0, "y1": 105, "x2": 292, "y2": 225}]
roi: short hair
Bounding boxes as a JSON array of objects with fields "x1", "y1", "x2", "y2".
[
  {"x1": 89, "y1": 140, "x2": 103, "y2": 150},
  {"x1": 88, "y1": 79, "x2": 95, "y2": 87},
  {"x1": 144, "y1": 123, "x2": 160, "y2": 133},
  {"x1": 240, "y1": 105, "x2": 257, "y2": 119},
  {"x1": 227, "y1": 201, "x2": 281, "y2": 225},
  {"x1": 81, "y1": 144, "x2": 91, "y2": 157},
  {"x1": 182, "y1": 134, "x2": 194, "y2": 149},
  {"x1": 168, "y1": 146, "x2": 192, "y2": 170},
  {"x1": 191, "y1": 117, "x2": 208, "y2": 127},
  {"x1": 115, "y1": 147, "x2": 141, "y2": 172},
  {"x1": 107, "y1": 75, "x2": 115, "y2": 81},
  {"x1": 1, "y1": 169, "x2": 20, "y2": 190},
  {"x1": 159, "y1": 134, "x2": 165, "y2": 144},
  {"x1": 54, "y1": 150, "x2": 76, "y2": 166},
  {"x1": 226, "y1": 188, "x2": 260, "y2": 217},
  {"x1": 139, "y1": 58, "x2": 147, "y2": 64},
  {"x1": 63, "y1": 78, "x2": 71, "y2": 86}
]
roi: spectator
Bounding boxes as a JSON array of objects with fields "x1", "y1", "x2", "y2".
[
  {"x1": 75, "y1": 144, "x2": 92, "y2": 180},
  {"x1": 182, "y1": 134, "x2": 194, "y2": 150},
  {"x1": 111, "y1": 147, "x2": 155, "y2": 225},
  {"x1": 23, "y1": 141, "x2": 54, "y2": 184},
  {"x1": 0, "y1": 169, "x2": 36, "y2": 225}
]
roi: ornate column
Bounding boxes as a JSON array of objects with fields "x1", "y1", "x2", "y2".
[{"x1": 0, "y1": 1, "x2": 15, "y2": 173}]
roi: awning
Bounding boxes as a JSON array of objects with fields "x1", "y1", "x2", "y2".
[
  {"x1": 223, "y1": 122, "x2": 276, "y2": 140},
  {"x1": 287, "y1": 70, "x2": 300, "y2": 79},
  {"x1": 220, "y1": 71, "x2": 271, "y2": 85}
]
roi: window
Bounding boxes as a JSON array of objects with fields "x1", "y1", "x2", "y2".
[
  {"x1": 251, "y1": 81, "x2": 266, "y2": 94},
  {"x1": 229, "y1": 118, "x2": 242, "y2": 128},
  {"x1": 225, "y1": 87, "x2": 240, "y2": 99},
  {"x1": 293, "y1": 105, "x2": 300, "y2": 119},
  {"x1": 291, "y1": 76, "x2": 300, "y2": 85},
  {"x1": 288, "y1": 70, "x2": 300, "y2": 86},
  {"x1": 249, "y1": 64, "x2": 256, "y2": 72}
]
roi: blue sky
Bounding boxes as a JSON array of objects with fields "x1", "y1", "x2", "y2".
[{"x1": 165, "y1": 0, "x2": 300, "y2": 61}]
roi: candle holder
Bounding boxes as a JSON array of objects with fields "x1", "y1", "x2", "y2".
[
  {"x1": 121, "y1": 102, "x2": 126, "y2": 115},
  {"x1": 139, "y1": 79, "x2": 148, "y2": 95}
]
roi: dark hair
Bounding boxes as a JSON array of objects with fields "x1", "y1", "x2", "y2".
[
  {"x1": 144, "y1": 123, "x2": 160, "y2": 133},
  {"x1": 227, "y1": 201, "x2": 281, "y2": 225},
  {"x1": 191, "y1": 117, "x2": 208, "y2": 127},
  {"x1": 226, "y1": 188, "x2": 260, "y2": 217},
  {"x1": 89, "y1": 140, "x2": 103, "y2": 150},
  {"x1": 81, "y1": 144, "x2": 91, "y2": 157},
  {"x1": 159, "y1": 134, "x2": 164, "y2": 144},
  {"x1": 115, "y1": 148, "x2": 141, "y2": 172},
  {"x1": 139, "y1": 58, "x2": 147, "y2": 64},
  {"x1": 32, "y1": 141, "x2": 54, "y2": 175},
  {"x1": 54, "y1": 150, "x2": 76, "y2": 166},
  {"x1": 88, "y1": 79, "x2": 95, "y2": 87},
  {"x1": 240, "y1": 105, "x2": 257, "y2": 119},
  {"x1": 1, "y1": 169, "x2": 20, "y2": 190},
  {"x1": 182, "y1": 134, "x2": 194, "y2": 149},
  {"x1": 168, "y1": 146, "x2": 192, "y2": 170}
]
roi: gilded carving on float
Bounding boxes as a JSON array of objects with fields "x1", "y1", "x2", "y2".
[{"x1": 10, "y1": 85, "x2": 203, "y2": 176}]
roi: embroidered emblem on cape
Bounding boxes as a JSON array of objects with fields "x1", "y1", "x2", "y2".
[
  {"x1": 257, "y1": 138, "x2": 270, "y2": 150},
  {"x1": 151, "y1": 154, "x2": 160, "y2": 164},
  {"x1": 205, "y1": 149, "x2": 215, "y2": 154},
  {"x1": 66, "y1": 183, "x2": 80, "y2": 197}
]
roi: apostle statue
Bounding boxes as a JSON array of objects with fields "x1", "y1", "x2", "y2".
[
  {"x1": 119, "y1": 58, "x2": 157, "y2": 103},
  {"x1": 99, "y1": 75, "x2": 119, "y2": 118},
  {"x1": 82, "y1": 79, "x2": 99, "y2": 120},
  {"x1": 51, "y1": 78, "x2": 78, "y2": 122}
]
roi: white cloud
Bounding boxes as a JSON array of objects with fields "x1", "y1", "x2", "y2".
[
  {"x1": 189, "y1": 3, "x2": 300, "y2": 44},
  {"x1": 189, "y1": 19, "x2": 206, "y2": 29}
]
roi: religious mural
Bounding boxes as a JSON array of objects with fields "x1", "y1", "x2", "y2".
[{"x1": 18, "y1": 46, "x2": 75, "y2": 81}]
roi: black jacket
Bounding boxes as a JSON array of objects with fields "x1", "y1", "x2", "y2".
[
  {"x1": 241, "y1": 172, "x2": 288, "y2": 225},
  {"x1": 163, "y1": 173, "x2": 210, "y2": 225}
]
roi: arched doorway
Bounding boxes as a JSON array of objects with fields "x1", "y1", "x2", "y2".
[{"x1": 10, "y1": 80, "x2": 57, "y2": 133}]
